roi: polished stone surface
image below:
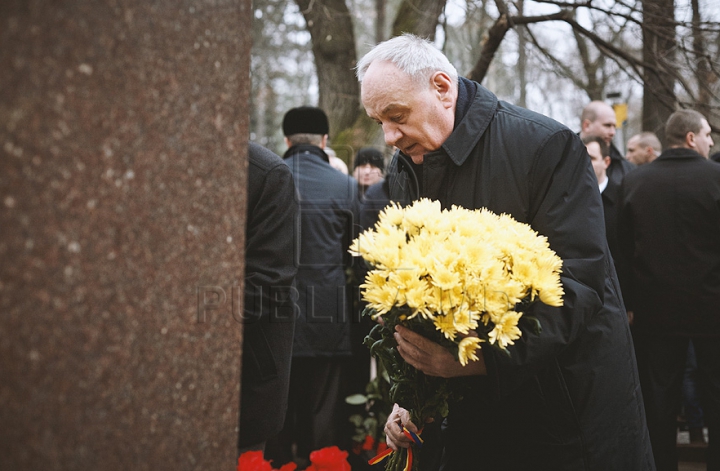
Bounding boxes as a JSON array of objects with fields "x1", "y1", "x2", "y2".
[{"x1": 0, "y1": 1, "x2": 251, "y2": 469}]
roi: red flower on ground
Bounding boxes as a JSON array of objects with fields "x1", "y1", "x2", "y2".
[
  {"x1": 305, "y1": 446, "x2": 351, "y2": 471},
  {"x1": 237, "y1": 451, "x2": 273, "y2": 471},
  {"x1": 237, "y1": 451, "x2": 297, "y2": 471}
]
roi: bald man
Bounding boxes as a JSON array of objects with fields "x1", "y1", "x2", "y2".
[
  {"x1": 626, "y1": 132, "x2": 662, "y2": 166},
  {"x1": 579, "y1": 101, "x2": 635, "y2": 185}
]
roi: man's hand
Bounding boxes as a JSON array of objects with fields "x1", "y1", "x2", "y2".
[
  {"x1": 384, "y1": 403, "x2": 417, "y2": 451},
  {"x1": 394, "y1": 325, "x2": 486, "y2": 378}
]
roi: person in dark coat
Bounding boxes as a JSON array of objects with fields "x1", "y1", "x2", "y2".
[
  {"x1": 581, "y1": 135, "x2": 622, "y2": 275},
  {"x1": 356, "y1": 34, "x2": 654, "y2": 470},
  {"x1": 264, "y1": 106, "x2": 360, "y2": 467},
  {"x1": 618, "y1": 109, "x2": 720, "y2": 471},
  {"x1": 239, "y1": 143, "x2": 299, "y2": 453},
  {"x1": 579, "y1": 100, "x2": 635, "y2": 186}
]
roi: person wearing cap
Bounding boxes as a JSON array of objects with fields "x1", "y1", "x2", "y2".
[
  {"x1": 264, "y1": 106, "x2": 360, "y2": 467},
  {"x1": 352, "y1": 147, "x2": 385, "y2": 198}
]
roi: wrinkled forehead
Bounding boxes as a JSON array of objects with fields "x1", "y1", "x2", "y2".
[{"x1": 361, "y1": 63, "x2": 419, "y2": 114}]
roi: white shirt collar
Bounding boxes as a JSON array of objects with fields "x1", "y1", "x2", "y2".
[{"x1": 598, "y1": 177, "x2": 608, "y2": 193}]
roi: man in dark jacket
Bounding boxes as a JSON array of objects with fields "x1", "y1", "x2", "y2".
[
  {"x1": 581, "y1": 135, "x2": 622, "y2": 274},
  {"x1": 264, "y1": 107, "x2": 360, "y2": 466},
  {"x1": 356, "y1": 34, "x2": 654, "y2": 470},
  {"x1": 618, "y1": 109, "x2": 720, "y2": 471},
  {"x1": 579, "y1": 100, "x2": 635, "y2": 186},
  {"x1": 239, "y1": 143, "x2": 298, "y2": 453}
]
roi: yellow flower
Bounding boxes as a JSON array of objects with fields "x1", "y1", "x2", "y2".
[
  {"x1": 350, "y1": 198, "x2": 564, "y2": 356},
  {"x1": 379, "y1": 202, "x2": 405, "y2": 227},
  {"x1": 458, "y1": 336, "x2": 484, "y2": 366},
  {"x1": 433, "y1": 313, "x2": 457, "y2": 340},
  {"x1": 363, "y1": 282, "x2": 401, "y2": 315},
  {"x1": 488, "y1": 311, "x2": 523, "y2": 349},
  {"x1": 452, "y1": 305, "x2": 479, "y2": 334}
]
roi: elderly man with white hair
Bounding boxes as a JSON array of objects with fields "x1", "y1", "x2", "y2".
[{"x1": 357, "y1": 34, "x2": 654, "y2": 470}]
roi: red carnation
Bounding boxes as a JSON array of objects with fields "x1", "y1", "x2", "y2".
[
  {"x1": 305, "y1": 446, "x2": 351, "y2": 471},
  {"x1": 237, "y1": 451, "x2": 273, "y2": 471},
  {"x1": 237, "y1": 451, "x2": 297, "y2": 471}
]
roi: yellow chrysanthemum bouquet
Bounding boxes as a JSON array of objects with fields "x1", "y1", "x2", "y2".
[{"x1": 350, "y1": 199, "x2": 564, "y2": 471}]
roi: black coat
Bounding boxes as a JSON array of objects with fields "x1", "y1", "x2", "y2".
[
  {"x1": 618, "y1": 147, "x2": 720, "y2": 336},
  {"x1": 283, "y1": 145, "x2": 360, "y2": 357},
  {"x1": 601, "y1": 177, "x2": 622, "y2": 273},
  {"x1": 607, "y1": 142, "x2": 636, "y2": 187},
  {"x1": 385, "y1": 79, "x2": 654, "y2": 470},
  {"x1": 239, "y1": 143, "x2": 299, "y2": 447}
]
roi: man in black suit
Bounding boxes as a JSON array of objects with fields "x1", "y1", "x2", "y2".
[
  {"x1": 239, "y1": 143, "x2": 299, "y2": 453},
  {"x1": 579, "y1": 100, "x2": 635, "y2": 186},
  {"x1": 618, "y1": 109, "x2": 720, "y2": 471},
  {"x1": 582, "y1": 134, "x2": 621, "y2": 273}
]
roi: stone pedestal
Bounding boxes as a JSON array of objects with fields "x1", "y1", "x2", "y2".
[{"x1": 0, "y1": 1, "x2": 251, "y2": 469}]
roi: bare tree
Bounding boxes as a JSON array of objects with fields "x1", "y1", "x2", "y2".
[
  {"x1": 463, "y1": 0, "x2": 720, "y2": 140},
  {"x1": 295, "y1": 0, "x2": 361, "y2": 136},
  {"x1": 391, "y1": 0, "x2": 448, "y2": 39},
  {"x1": 641, "y1": 0, "x2": 676, "y2": 139}
]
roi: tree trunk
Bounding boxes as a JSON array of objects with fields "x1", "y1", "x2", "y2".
[
  {"x1": 295, "y1": 0, "x2": 360, "y2": 137},
  {"x1": 691, "y1": 0, "x2": 713, "y2": 118},
  {"x1": 376, "y1": 0, "x2": 386, "y2": 43},
  {"x1": 391, "y1": 0, "x2": 448, "y2": 40},
  {"x1": 641, "y1": 0, "x2": 676, "y2": 144},
  {"x1": 517, "y1": 0, "x2": 527, "y2": 108}
]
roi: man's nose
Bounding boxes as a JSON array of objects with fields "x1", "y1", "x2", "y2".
[{"x1": 382, "y1": 123, "x2": 402, "y2": 147}]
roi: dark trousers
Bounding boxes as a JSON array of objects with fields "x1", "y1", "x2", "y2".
[
  {"x1": 634, "y1": 334, "x2": 720, "y2": 471},
  {"x1": 265, "y1": 357, "x2": 347, "y2": 465},
  {"x1": 682, "y1": 340, "x2": 704, "y2": 430}
]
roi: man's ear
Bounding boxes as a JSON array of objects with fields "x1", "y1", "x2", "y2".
[
  {"x1": 686, "y1": 131, "x2": 696, "y2": 150},
  {"x1": 284, "y1": 137, "x2": 292, "y2": 149},
  {"x1": 431, "y1": 71, "x2": 454, "y2": 105},
  {"x1": 603, "y1": 156, "x2": 611, "y2": 169},
  {"x1": 581, "y1": 119, "x2": 591, "y2": 134},
  {"x1": 321, "y1": 135, "x2": 328, "y2": 149}
]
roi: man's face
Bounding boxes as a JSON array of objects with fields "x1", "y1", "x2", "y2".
[
  {"x1": 361, "y1": 61, "x2": 455, "y2": 164},
  {"x1": 626, "y1": 136, "x2": 653, "y2": 165},
  {"x1": 353, "y1": 163, "x2": 383, "y2": 186},
  {"x1": 586, "y1": 141, "x2": 610, "y2": 185},
  {"x1": 583, "y1": 106, "x2": 617, "y2": 145},
  {"x1": 693, "y1": 119, "x2": 714, "y2": 158}
]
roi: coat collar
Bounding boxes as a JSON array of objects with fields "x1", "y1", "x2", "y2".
[
  {"x1": 656, "y1": 147, "x2": 705, "y2": 162},
  {"x1": 395, "y1": 78, "x2": 498, "y2": 168},
  {"x1": 438, "y1": 78, "x2": 498, "y2": 166},
  {"x1": 282, "y1": 144, "x2": 329, "y2": 163}
]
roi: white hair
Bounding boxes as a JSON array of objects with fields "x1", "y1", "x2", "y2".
[{"x1": 356, "y1": 33, "x2": 458, "y2": 85}]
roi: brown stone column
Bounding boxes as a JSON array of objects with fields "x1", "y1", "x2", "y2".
[{"x1": 0, "y1": 1, "x2": 252, "y2": 469}]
